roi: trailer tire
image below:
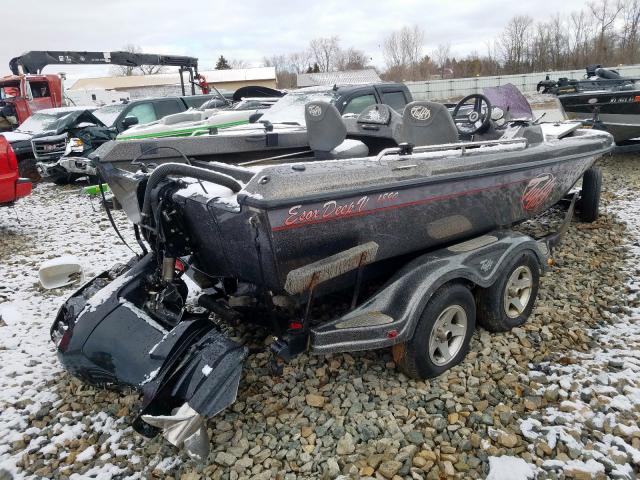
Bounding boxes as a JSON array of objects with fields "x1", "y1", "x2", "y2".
[
  {"x1": 578, "y1": 166, "x2": 602, "y2": 223},
  {"x1": 398, "y1": 283, "x2": 475, "y2": 379},
  {"x1": 476, "y1": 250, "x2": 540, "y2": 332}
]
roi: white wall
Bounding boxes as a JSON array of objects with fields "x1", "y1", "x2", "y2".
[{"x1": 406, "y1": 65, "x2": 640, "y2": 101}]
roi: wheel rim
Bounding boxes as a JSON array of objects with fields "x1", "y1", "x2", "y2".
[
  {"x1": 428, "y1": 305, "x2": 468, "y2": 366},
  {"x1": 503, "y1": 265, "x2": 533, "y2": 318}
]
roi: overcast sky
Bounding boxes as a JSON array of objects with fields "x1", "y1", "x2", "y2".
[{"x1": 4, "y1": 0, "x2": 590, "y2": 80}]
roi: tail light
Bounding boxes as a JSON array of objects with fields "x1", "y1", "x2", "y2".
[{"x1": 0, "y1": 136, "x2": 18, "y2": 173}]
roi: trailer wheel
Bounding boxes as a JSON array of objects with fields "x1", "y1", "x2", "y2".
[
  {"x1": 398, "y1": 283, "x2": 476, "y2": 379},
  {"x1": 578, "y1": 166, "x2": 602, "y2": 223},
  {"x1": 476, "y1": 250, "x2": 540, "y2": 332}
]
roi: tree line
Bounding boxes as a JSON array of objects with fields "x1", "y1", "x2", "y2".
[
  {"x1": 116, "y1": 0, "x2": 640, "y2": 85},
  {"x1": 255, "y1": 0, "x2": 640, "y2": 86}
]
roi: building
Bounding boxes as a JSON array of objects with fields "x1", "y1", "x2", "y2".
[
  {"x1": 69, "y1": 67, "x2": 277, "y2": 99},
  {"x1": 296, "y1": 69, "x2": 382, "y2": 88}
]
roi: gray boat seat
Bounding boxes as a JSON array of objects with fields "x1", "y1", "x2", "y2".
[
  {"x1": 402, "y1": 101, "x2": 459, "y2": 146},
  {"x1": 305, "y1": 101, "x2": 368, "y2": 158}
]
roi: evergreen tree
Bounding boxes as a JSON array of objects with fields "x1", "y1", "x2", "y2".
[{"x1": 215, "y1": 55, "x2": 231, "y2": 70}]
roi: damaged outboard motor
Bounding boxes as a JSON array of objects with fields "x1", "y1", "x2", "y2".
[{"x1": 51, "y1": 254, "x2": 247, "y2": 459}]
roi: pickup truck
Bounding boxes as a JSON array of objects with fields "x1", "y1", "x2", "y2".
[
  {"x1": 33, "y1": 94, "x2": 216, "y2": 183},
  {"x1": 38, "y1": 83, "x2": 413, "y2": 183},
  {"x1": 0, "y1": 136, "x2": 31, "y2": 205}
]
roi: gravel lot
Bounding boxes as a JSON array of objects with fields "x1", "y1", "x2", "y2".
[{"x1": 0, "y1": 152, "x2": 639, "y2": 480}]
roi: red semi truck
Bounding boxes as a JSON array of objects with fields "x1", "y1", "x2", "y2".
[
  {"x1": 0, "y1": 136, "x2": 31, "y2": 205},
  {"x1": 0, "y1": 74, "x2": 63, "y2": 130}
]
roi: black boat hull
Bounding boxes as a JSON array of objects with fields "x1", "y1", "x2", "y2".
[
  {"x1": 559, "y1": 90, "x2": 640, "y2": 143},
  {"x1": 174, "y1": 131, "x2": 612, "y2": 293}
]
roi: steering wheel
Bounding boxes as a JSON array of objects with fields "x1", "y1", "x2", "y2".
[{"x1": 452, "y1": 94, "x2": 492, "y2": 135}]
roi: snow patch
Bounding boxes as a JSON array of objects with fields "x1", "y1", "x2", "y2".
[{"x1": 486, "y1": 456, "x2": 537, "y2": 480}]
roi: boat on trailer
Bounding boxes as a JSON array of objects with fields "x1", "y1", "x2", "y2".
[
  {"x1": 50, "y1": 89, "x2": 613, "y2": 458},
  {"x1": 539, "y1": 65, "x2": 640, "y2": 144}
]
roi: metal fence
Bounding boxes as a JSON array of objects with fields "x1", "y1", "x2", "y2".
[{"x1": 406, "y1": 64, "x2": 640, "y2": 100}]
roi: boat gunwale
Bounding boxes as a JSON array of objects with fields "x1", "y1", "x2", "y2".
[{"x1": 238, "y1": 138, "x2": 613, "y2": 210}]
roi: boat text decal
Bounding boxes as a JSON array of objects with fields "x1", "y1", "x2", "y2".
[
  {"x1": 283, "y1": 191, "x2": 401, "y2": 227},
  {"x1": 521, "y1": 174, "x2": 556, "y2": 211}
]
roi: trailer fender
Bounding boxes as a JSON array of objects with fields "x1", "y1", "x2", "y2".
[{"x1": 310, "y1": 231, "x2": 546, "y2": 354}]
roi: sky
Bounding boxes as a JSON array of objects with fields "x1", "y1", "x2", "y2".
[{"x1": 3, "y1": 0, "x2": 591, "y2": 80}]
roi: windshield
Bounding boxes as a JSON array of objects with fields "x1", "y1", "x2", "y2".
[
  {"x1": 93, "y1": 104, "x2": 126, "y2": 127},
  {"x1": 0, "y1": 83, "x2": 20, "y2": 100},
  {"x1": 259, "y1": 89, "x2": 340, "y2": 125},
  {"x1": 17, "y1": 111, "x2": 71, "y2": 134}
]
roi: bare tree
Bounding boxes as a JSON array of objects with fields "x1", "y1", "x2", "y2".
[
  {"x1": 588, "y1": 0, "x2": 624, "y2": 62},
  {"x1": 263, "y1": 54, "x2": 296, "y2": 88},
  {"x1": 335, "y1": 47, "x2": 370, "y2": 71},
  {"x1": 309, "y1": 36, "x2": 341, "y2": 72},
  {"x1": 229, "y1": 59, "x2": 249, "y2": 69},
  {"x1": 433, "y1": 43, "x2": 451, "y2": 78},
  {"x1": 498, "y1": 15, "x2": 534, "y2": 73},
  {"x1": 620, "y1": 0, "x2": 640, "y2": 63},
  {"x1": 288, "y1": 51, "x2": 312, "y2": 74},
  {"x1": 382, "y1": 25, "x2": 425, "y2": 80}
]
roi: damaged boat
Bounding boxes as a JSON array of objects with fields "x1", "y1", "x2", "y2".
[{"x1": 51, "y1": 89, "x2": 613, "y2": 458}]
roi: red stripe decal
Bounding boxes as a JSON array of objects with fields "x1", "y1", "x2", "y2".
[{"x1": 271, "y1": 178, "x2": 528, "y2": 232}]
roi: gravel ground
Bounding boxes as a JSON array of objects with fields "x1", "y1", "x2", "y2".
[{"x1": 0, "y1": 153, "x2": 639, "y2": 480}]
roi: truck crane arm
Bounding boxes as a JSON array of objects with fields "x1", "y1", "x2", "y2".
[{"x1": 9, "y1": 51, "x2": 199, "y2": 75}]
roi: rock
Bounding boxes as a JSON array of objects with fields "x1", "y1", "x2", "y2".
[
  {"x1": 336, "y1": 433, "x2": 355, "y2": 455},
  {"x1": 360, "y1": 466, "x2": 374, "y2": 476},
  {"x1": 413, "y1": 456, "x2": 427, "y2": 468},
  {"x1": 564, "y1": 460, "x2": 605, "y2": 480},
  {"x1": 0, "y1": 470, "x2": 12, "y2": 480},
  {"x1": 433, "y1": 417, "x2": 447, "y2": 432},
  {"x1": 406, "y1": 431, "x2": 424, "y2": 445},
  {"x1": 306, "y1": 393, "x2": 326, "y2": 408},
  {"x1": 324, "y1": 458, "x2": 340, "y2": 478},
  {"x1": 378, "y1": 460, "x2": 403, "y2": 479},
  {"x1": 215, "y1": 451, "x2": 237, "y2": 467},
  {"x1": 441, "y1": 461, "x2": 456, "y2": 476},
  {"x1": 418, "y1": 449, "x2": 437, "y2": 462},
  {"x1": 497, "y1": 432, "x2": 519, "y2": 448}
]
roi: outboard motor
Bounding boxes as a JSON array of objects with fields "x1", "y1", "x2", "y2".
[
  {"x1": 595, "y1": 67, "x2": 621, "y2": 80},
  {"x1": 586, "y1": 64, "x2": 603, "y2": 78}
]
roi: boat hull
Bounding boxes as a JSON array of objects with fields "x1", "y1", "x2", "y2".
[
  {"x1": 177, "y1": 132, "x2": 611, "y2": 293},
  {"x1": 559, "y1": 90, "x2": 640, "y2": 142}
]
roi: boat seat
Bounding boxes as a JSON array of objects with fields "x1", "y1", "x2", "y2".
[
  {"x1": 402, "y1": 101, "x2": 459, "y2": 146},
  {"x1": 305, "y1": 101, "x2": 369, "y2": 159},
  {"x1": 162, "y1": 111, "x2": 205, "y2": 125}
]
